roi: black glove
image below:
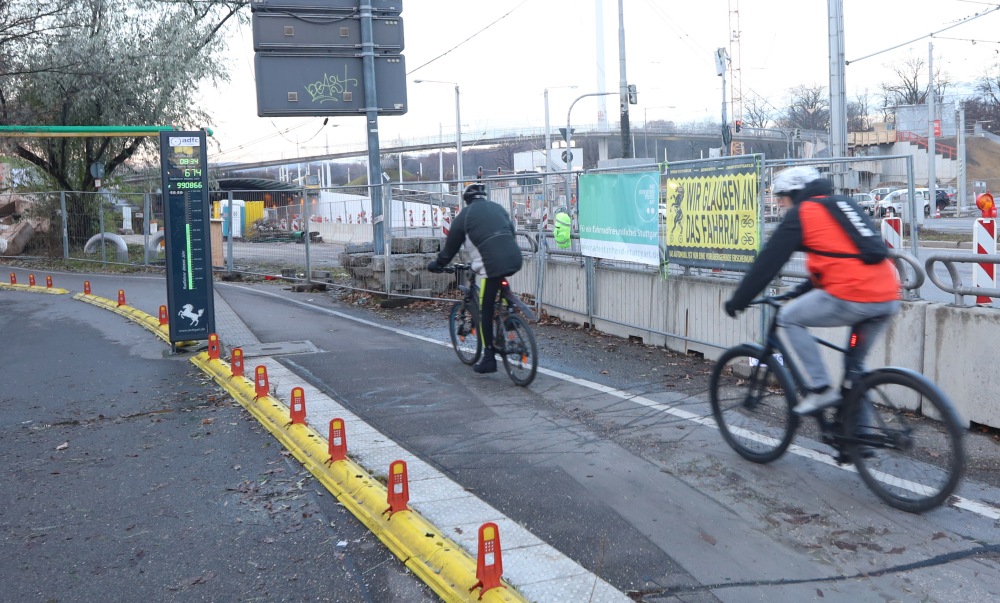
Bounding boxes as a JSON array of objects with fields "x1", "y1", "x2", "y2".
[
  {"x1": 724, "y1": 300, "x2": 740, "y2": 318},
  {"x1": 427, "y1": 260, "x2": 444, "y2": 273}
]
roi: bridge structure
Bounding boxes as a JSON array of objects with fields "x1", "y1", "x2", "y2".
[{"x1": 121, "y1": 123, "x2": 805, "y2": 182}]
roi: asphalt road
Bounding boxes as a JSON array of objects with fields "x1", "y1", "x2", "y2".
[
  {"x1": 0, "y1": 285, "x2": 435, "y2": 603},
  {"x1": 3, "y1": 267, "x2": 999, "y2": 603}
]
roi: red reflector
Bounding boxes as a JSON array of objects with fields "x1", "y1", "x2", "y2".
[
  {"x1": 850, "y1": 333, "x2": 858, "y2": 348},
  {"x1": 501, "y1": 279, "x2": 509, "y2": 287}
]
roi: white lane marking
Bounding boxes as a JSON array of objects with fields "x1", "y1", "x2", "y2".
[{"x1": 220, "y1": 283, "x2": 1000, "y2": 521}]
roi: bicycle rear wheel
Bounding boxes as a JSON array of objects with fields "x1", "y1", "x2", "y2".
[
  {"x1": 844, "y1": 368, "x2": 965, "y2": 513},
  {"x1": 498, "y1": 313, "x2": 538, "y2": 387},
  {"x1": 709, "y1": 344, "x2": 799, "y2": 463},
  {"x1": 449, "y1": 301, "x2": 481, "y2": 365}
]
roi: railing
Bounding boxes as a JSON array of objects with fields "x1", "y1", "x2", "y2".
[
  {"x1": 925, "y1": 252, "x2": 1000, "y2": 305},
  {"x1": 896, "y1": 131, "x2": 957, "y2": 160}
]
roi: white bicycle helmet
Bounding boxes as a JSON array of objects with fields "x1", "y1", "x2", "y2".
[{"x1": 772, "y1": 166, "x2": 820, "y2": 196}]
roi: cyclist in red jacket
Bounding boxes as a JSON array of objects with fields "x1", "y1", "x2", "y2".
[{"x1": 724, "y1": 166, "x2": 901, "y2": 415}]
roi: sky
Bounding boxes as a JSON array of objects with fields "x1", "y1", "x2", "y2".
[{"x1": 201, "y1": 0, "x2": 1000, "y2": 165}]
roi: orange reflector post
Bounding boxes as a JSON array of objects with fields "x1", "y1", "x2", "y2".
[
  {"x1": 29, "y1": 274, "x2": 36, "y2": 286},
  {"x1": 45, "y1": 276, "x2": 53, "y2": 288},
  {"x1": 9, "y1": 273, "x2": 15, "y2": 285},
  {"x1": 207, "y1": 333, "x2": 221, "y2": 360},
  {"x1": 471, "y1": 522, "x2": 505, "y2": 598},
  {"x1": 158, "y1": 305, "x2": 168, "y2": 325},
  {"x1": 289, "y1": 386, "x2": 307, "y2": 424},
  {"x1": 254, "y1": 366, "x2": 269, "y2": 399},
  {"x1": 117, "y1": 289, "x2": 126, "y2": 306},
  {"x1": 327, "y1": 418, "x2": 347, "y2": 463},
  {"x1": 230, "y1": 348, "x2": 244, "y2": 378},
  {"x1": 83, "y1": 280, "x2": 91, "y2": 294},
  {"x1": 384, "y1": 460, "x2": 409, "y2": 516}
]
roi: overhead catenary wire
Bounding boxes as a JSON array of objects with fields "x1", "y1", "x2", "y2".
[
  {"x1": 846, "y1": 4, "x2": 1000, "y2": 65},
  {"x1": 406, "y1": 0, "x2": 529, "y2": 75}
]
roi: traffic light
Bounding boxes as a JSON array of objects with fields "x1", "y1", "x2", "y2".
[
  {"x1": 627, "y1": 84, "x2": 637, "y2": 105},
  {"x1": 734, "y1": 119, "x2": 742, "y2": 133}
]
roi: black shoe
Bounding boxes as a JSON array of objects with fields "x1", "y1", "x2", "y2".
[{"x1": 473, "y1": 354, "x2": 497, "y2": 374}]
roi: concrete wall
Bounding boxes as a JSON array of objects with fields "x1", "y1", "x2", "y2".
[{"x1": 524, "y1": 260, "x2": 998, "y2": 429}]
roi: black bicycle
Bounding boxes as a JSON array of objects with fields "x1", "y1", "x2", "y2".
[
  {"x1": 709, "y1": 295, "x2": 965, "y2": 513},
  {"x1": 442, "y1": 263, "x2": 538, "y2": 387}
]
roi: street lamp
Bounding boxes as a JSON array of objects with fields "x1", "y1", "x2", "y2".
[
  {"x1": 565, "y1": 92, "x2": 617, "y2": 206},
  {"x1": 544, "y1": 86, "x2": 577, "y2": 175},
  {"x1": 414, "y1": 79, "x2": 462, "y2": 186}
]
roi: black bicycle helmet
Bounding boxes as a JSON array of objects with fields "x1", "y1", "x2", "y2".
[{"x1": 463, "y1": 183, "x2": 487, "y2": 205}]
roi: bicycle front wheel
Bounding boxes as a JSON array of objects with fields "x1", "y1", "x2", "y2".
[
  {"x1": 498, "y1": 313, "x2": 538, "y2": 387},
  {"x1": 844, "y1": 368, "x2": 965, "y2": 513},
  {"x1": 709, "y1": 344, "x2": 799, "y2": 463},
  {"x1": 449, "y1": 301, "x2": 481, "y2": 365}
]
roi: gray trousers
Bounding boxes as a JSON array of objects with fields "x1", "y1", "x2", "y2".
[{"x1": 777, "y1": 289, "x2": 901, "y2": 391}]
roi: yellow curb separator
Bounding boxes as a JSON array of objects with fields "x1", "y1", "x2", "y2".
[
  {"x1": 0, "y1": 282, "x2": 69, "y2": 295},
  {"x1": 72, "y1": 293, "x2": 194, "y2": 347},
  {"x1": 192, "y1": 352, "x2": 528, "y2": 603}
]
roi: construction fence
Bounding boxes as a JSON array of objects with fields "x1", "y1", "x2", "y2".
[{"x1": 5, "y1": 153, "x2": 934, "y2": 337}]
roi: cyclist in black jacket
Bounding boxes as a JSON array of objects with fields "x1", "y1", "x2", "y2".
[{"x1": 428, "y1": 184, "x2": 523, "y2": 373}]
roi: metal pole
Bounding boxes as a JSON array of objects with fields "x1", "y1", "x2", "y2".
[
  {"x1": 225, "y1": 191, "x2": 234, "y2": 273},
  {"x1": 455, "y1": 85, "x2": 463, "y2": 187},
  {"x1": 565, "y1": 91, "x2": 617, "y2": 205},
  {"x1": 359, "y1": 1, "x2": 385, "y2": 253},
  {"x1": 303, "y1": 192, "x2": 312, "y2": 284},
  {"x1": 60, "y1": 191, "x2": 69, "y2": 259},
  {"x1": 958, "y1": 106, "x2": 967, "y2": 213},
  {"x1": 142, "y1": 193, "x2": 150, "y2": 266},
  {"x1": 618, "y1": 0, "x2": 632, "y2": 158},
  {"x1": 98, "y1": 193, "x2": 106, "y2": 265},
  {"x1": 827, "y1": 0, "x2": 847, "y2": 161},
  {"x1": 926, "y1": 41, "x2": 935, "y2": 228}
]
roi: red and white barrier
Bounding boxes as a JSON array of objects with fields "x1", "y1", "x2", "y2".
[
  {"x1": 973, "y1": 218, "x2": 997, "y2": 305},
  {"x1": 289, "y1": 386, "x2": 307, "y2": 425},
  {"x1": 384, "y1": 460, "x2": 409, "y2": 516},
  {"x1": 881, "y1": 217, "x2": 902, "y2": 251}
]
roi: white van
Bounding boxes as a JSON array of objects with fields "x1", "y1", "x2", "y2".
[{"x1": 876, "y1": 188, "x2": 932, "y2": 218}]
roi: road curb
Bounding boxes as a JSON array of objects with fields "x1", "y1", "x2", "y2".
[
  {"x1": 0, "y1": 282, "x2": 69, "y2": 295},
  {"x1": 63, "y1": 288, "x2": 527, "y2": 603},
  {"x1": 193, "y1": 352, "x2": 528, "y2": 603}
]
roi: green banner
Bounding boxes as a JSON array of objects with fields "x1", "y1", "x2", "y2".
[{"x1": 578, "y1": 171, "x2": 661, "y2": 266}]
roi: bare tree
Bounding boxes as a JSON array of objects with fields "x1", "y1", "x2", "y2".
[
  {"x1": 741, "y1": 92, "x2": 773, "y2": 130},
  {"x1": 777, "y1": 84, "x2": 830, "y2": 131},
  {"x1": 878, "y1": 53, "x2": 950, "y2": 110},
  {"x1": 1, "y1": 0, "x2": 248, "y2": 194},
  {"x1": 847, "y1": 89, "x2": 876, "y2": 132}
]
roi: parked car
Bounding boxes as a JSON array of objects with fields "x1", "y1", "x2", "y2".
[
  {"x1": 870, "y1": 186, "x2": 905, "y2": 202},
  {"x1": 851, "y1": 192, "x2": 876, "y2": 215},
  {"x1": 876, "y1": 188, "x2": 947, "y2": 217}
]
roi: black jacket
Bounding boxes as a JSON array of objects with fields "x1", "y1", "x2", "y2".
[{"x1": 437, "y1": 199, "x2": 523, "y2": 278}]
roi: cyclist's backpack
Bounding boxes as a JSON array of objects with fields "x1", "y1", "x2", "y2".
[{"x1": 808, "y1": 195, "x2": 889, "y2": 265}]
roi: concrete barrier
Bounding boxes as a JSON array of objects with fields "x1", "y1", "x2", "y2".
[{"x1": 516, "y1": 260, "x2": 997, "y2": 429}]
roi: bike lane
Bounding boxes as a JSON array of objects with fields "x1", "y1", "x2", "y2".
[{"x1": 213, "y1": 282, "x2": 1000, "y2": 602}]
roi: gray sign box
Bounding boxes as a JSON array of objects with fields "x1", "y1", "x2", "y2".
[
  {"x1": 250, "y1": 0, "x2": 401, "y2": 13},
  {"x1": 255, "y1": 53, "x2": 407, "y2": 116},
  {"x1": 252, "y1": 13, "x2": 403, "y2": 51}
]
